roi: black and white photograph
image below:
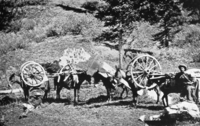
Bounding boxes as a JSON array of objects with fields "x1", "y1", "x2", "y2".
[{"x1": 0, "y1": 0, "x2": 200, "y2": 126}]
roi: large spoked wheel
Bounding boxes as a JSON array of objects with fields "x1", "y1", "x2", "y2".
[
  {"x1": 129, "y1": 55, "x2": 162, "y2": 88},
  {"x1": 21, "y1": 61, "x2": 47, "y2": 87}
]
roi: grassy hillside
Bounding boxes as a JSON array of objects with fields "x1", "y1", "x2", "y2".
[{"x1": 1, "y1": 0, "x2": 200, "y2": 89}]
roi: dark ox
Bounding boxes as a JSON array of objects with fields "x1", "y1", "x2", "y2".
[
  {"x1": 114, "y1": 67, "x2": 146, "y2": 107},
  {"x1": 54, "y1": 70, "x2": 92, "y2": 105},
  {"x1": 9, "y1": 73, "x2": 50, "y2": 100},
  {"x1": 147, "y1": 74, "x2": 199, "y2": 107},
  {"x1": 92, "y1": 70, "x2": 116, "y2": 102}
]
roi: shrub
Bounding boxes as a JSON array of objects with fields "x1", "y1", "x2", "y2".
[
  {"x1": 174, "y1": 24, "x2": 200, "y2": 62},
  {"x1": 20, "y1": 26, "x2": 47, "y2": 43},
  {"x1": 80, "y1": 14, "x2": 104, "y2": 39},
  {"x1": 45, "y1": 13, "x2": 104, "y2": 39},
  {"x1": 21, "y1": 18, "x2": 36, "y2": 30},
  {"x1": 0, "y1": 32, "x2": 28, "y2": 56},
  {"x1": 129, "y1": 21, "x2": 159, "y2": 49},
  {"x1": 8, "y1": 20, "x2": 22, "y2": 32},
  {"x1": 82, "y1": 1, "x2": 99, "y2": 12}
]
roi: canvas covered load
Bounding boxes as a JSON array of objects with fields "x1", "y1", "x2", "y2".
[{"x1": 59, "y1": 48, "x2": 91, "y2": 67}]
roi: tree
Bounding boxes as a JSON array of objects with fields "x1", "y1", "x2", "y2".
[
  {"x1": 179, "y1": 0, "x2": 200, "y2": 24},
  {"x1": 83, "y1": 0, "x2": 186, "y2": 67}
]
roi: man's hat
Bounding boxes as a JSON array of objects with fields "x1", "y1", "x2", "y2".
[{"x1": 178, "y1": 64, "x2": 187, "y2": 70}]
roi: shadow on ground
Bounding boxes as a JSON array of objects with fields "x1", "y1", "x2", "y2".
[
  {"x1": 43, "y1": 98, "x2": 71, "y2": 105},
  {"x1": 0, "y1": 95, "x2": 17, "y2": 106},
  {"x1": 85, "y1": 95, "x2": 164, "y2": 111}
]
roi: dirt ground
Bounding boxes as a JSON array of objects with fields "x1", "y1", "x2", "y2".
[{"x1": 0, "y1": 84, "x2": 200, "y2": 126}]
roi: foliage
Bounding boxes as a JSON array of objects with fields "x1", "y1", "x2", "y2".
[
  {"x1": 0, "y1": 32, "x2": 28, "y2": 75},
  {"x1": 45, "y1": 13, "x2": 104, "y2": 40},
  {"x1": 128, "y1": 21, "x2": 159, "y2": 49},
  {"x1": 0, "y1": 0, "x2": 18, "y2": 30},
  {"x1": 83, "y1": 0, "x2": 186, "y2": 48},
  {"x1": 179, "y1": 0, "x2": 200, "y2": 24},
  {"x1": 0, "y1": 0, "x2": 49, "y2": 31},
  {"x1": 0, "y1": 32, "x2": 28, "y2": 56}
]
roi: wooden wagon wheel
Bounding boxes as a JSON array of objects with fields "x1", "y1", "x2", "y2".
[
  {"x1": 128, "y1": 55, "x2": 162, "y2": 88},
  {"x1": 21, "y1": 61, "x2": 47, "y2": 87}
]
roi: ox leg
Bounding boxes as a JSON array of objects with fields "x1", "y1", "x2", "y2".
[
  {"x1": 106, "y1": 87, "x2": 111, "y2": 102},
  {"x1": 74, "y1": 88, "x2": 77, "y2": 105},
  {"x1": 77, "y1": 89, "x2": 80, "y2": 102},
  {"x1": 132, "y1": 96, "x2": 138, "y2": 108},
  {"x1": 43, "y1": 81, "x2": 50, "y2": 100},
  {"x1": 132, "y1": 91, "x2": 138, "y2": 107},
  {"x1": 120, "y1": 86, "x2": 125, "y2": 99},
  {"x1": 166, "y1": 95, "x2": 169, "y2": 107},
  {"x1": 125, "y1": 87, "x2": 129, "y2": 98},
  {"x1": 162, "y1": 95, "x2": 166, "y2": 107},
  {"x1": 120, "y1": 86, "x2": 129, "y2": 99},
  {"x1": 154, "y1": 87, "x2": 160, "y2": 104},
  {"x1": 162, "y1": 94, "x2": 169, "y2": 107},
  {"x1": 56, "y1": 86, "x2": 62, "y2": 99},
  {"x1": 24, "y1": 88, "x2": 29, "y2": 101},
  {"x1": 196, "y1": 81, "x2": 199, "y2": 104}
]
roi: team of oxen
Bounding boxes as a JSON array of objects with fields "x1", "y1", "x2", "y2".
[{"x1": 8, "y1": 60, "x2": 200, "y2": 107}]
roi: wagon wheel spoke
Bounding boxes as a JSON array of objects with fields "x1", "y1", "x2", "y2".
[
  {"x1": 149, "y1": 64, "x2": 159, "y2": 71},
  {"x1": 24, "y1": 67, "x2": 32, "y2": 74},
  {"x1": 132, "y1": 71, "x2": 144, "y2": 74},
  {"x1": 136, "y1": 60, "x2": 145, "y2": 70},
  {"x1": 134, "y1": 73, "x2": 143, "y2": 81},
  {"x1": 141, "y1": 57, "x2": 147, "y2": 69},
  {"x1": 33, "y1": 74, "x2": 43, "y2": 81},
  {"x1": 147, "y1": 59, "x2": 154, "y2": 69},
  {"x1": 33, "y1": 67, "x2": 43, "y2": 74},
  {"x1": 138, "y1": 75, "x2": 145, "y2": 86},
  {"x1": 145, "y1": 56, "x2": 149, "y2": 68}
]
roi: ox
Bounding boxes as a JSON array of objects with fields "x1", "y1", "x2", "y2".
[
  {"x1": 147, "y1": 71, "x2": 199, "y2": 107},
  {"x1": 9, "y1": 72, "x2": 50, "y2": 100},
  {"x1": 92, "y1": 69, "x2": 117, "y2": 102},
  {"x1": 54, "y1": 70, "x2": 92, "y2": 105},
  {"x1": 114, "y1": 67, "x2": 146, "y2": 107}
]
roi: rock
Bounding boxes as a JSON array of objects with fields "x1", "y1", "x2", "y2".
[{"x1": 165, "y1": 101, "x2": 200, "y2": 118}]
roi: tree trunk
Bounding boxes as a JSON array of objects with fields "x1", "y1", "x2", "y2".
[{"x1": 119, "y1": 42, "x2": 123, "y2": 69}]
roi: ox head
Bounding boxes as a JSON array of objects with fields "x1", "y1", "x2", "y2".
[{"x1": 9, "y1": 72, "x2": 22, "y2": 87}]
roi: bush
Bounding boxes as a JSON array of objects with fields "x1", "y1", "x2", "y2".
[
  {"x1": 45, "y1": 13, "x2": 104, "y2": 39},
  {"x1": 21, "y1": 18, "x2": 36, "y2": 30},
  {"x1": 129, "y1": 21, "x2": 159, "y2": 49},
  {"x1": 0, "y1": 32, "x2": 28, "y2": 56},
  {"x1": 8, "y1": 20, "x2": 22, "y2": 32},
  {"x1": 20, "y1": 26, "x2": 47, "y2": 43},
  {"x1": 82, "y1": 1, "x2": 99, "y2": 12},
  {"x1": 174, "y1": 24, "x2": 200, "y2": 62}
]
